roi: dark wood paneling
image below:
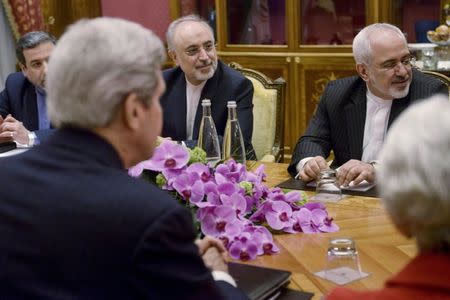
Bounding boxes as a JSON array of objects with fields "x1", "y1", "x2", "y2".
[{"x1": 41, "y1": 0, "x2": 102, "y2": 38}]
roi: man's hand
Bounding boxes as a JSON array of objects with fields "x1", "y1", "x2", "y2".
[
  {"x1": 195, "y1": 235, "x2": 227, "y2": 257},
  {"x1": 201, "y1": 247, "x2": 229, "y2": 273},
  {"x1": 336, "y1": 159, "x2": 375, "y2": 187},
  {"x1": 0, "y1": 114, "x2": 30, "y2": 145},
  {"x1": 299, "y1": 156, "x2": 328, "y2": 182},
  {"x1": 0, "y1": 115, "x2": 13, "y2": 143},
  {"x1": 196, "y1": 236, "x2": 228, "y2": 272}
]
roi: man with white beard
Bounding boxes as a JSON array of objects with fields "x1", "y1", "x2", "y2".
[
  {"x1": 160, "y1": 15, "x2": 255, "y2": 158},
  {"x1": 288, "y1": 23, "x2": 448, "y2": 186}
]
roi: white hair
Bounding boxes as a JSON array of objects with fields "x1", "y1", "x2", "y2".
[
  {"x1": 166, "y1": 14, "x2": 214, "y2": 51},
  {"x1": 46, "y1": 17, "x2": 166, "y2": 128},
  {"x1": 352, "y1": 23, "x2": 406, "y2": 65},
  {"x1": 378, "y1": 95, "x2": 450, "y2": 252}
]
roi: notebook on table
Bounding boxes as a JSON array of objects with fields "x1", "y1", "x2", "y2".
[
  {"x1": 228, "y1": 262, "x2": 312, "y2": 300},
  {"x1": 277, "y1": 178, "x2": 378, "y2": 198},
  {"x1": 0, "y1": 142, "x2": 16, "y2": 153}
]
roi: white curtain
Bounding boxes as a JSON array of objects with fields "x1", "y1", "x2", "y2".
[{"x1": 0, "y1": 2, "x2": 16, "y2": 90}]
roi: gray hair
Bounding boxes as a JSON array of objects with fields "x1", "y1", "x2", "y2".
[
  {"x1": 16, "y1": 31, "x2": 56, "y2": 65},
  {"x1": 166, "y1": 14, "x2": 214, "y2": 51},
  {"x1": 378, "y1": 95, "x2": 450, "y2": 253},
  {"x1": 352, "y1": 23, "x2": 406, "y2": 65},
  {"x1": 46, "y1": 17, "x2": 166, "y2": 128}
]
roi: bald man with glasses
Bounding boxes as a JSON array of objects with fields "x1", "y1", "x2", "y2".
[
  {"x1": 160, "y1": 14, "x2": 255, "y2": 159},
  {"x1": 288, "y1": 23, "x2": 448, "y2": 186}
]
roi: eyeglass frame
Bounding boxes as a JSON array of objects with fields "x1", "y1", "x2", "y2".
[
  {"x1": 183, "y1": 41, "x2": 217, "y2": 57},
  {"x1": 371, "y1": 54, "x2": 416, "y2": 73}
]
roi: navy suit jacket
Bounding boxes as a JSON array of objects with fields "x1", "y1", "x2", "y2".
[
  {"x1": 161, "y1": 60, "x2": 255, "y2": 158},
  {"x1": 0, "y1": 128, "x2": 248, "y2": 300},
  {"x1": 288, "y1": 69, "x2": 448, "y2": 177},
  {"x1": 0, "y1": 72, "x2": 54, "y2": 142}
]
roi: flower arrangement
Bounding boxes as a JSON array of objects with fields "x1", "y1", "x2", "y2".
[{"x1": 129, "y1": 141, "x2": 339, "y2": 261}]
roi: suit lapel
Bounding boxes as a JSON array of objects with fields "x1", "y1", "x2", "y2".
[
  {"x1": 344, "y1": 85, "x2": 367, "y2": 160},
  {"x1": 388, "y1": 95, "x2": 410, "y2": 130},
  {"x1": 172, "y1": 76, "x2": 188, "y2": 139}
]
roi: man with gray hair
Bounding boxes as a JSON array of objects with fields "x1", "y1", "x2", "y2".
[
  {"x1": 0, "y1": 31, "x2": 56, "y2": 146},
  {"x1": 326, "y1": 95, "x2": 450, "y2": 299},
  {"x1": 288, "y1": 23, "x2": 448, "y2": 186},
  {"x1": 0, "y1": 17, "x2": 247, "y2": 299},
  {"x1": 161, "y1": 14, "x2": 255, "y2": 158}
]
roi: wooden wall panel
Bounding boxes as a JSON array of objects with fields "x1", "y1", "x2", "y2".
[{"x1": 41, "y1": 0, "x2": 101, "y2": 38}]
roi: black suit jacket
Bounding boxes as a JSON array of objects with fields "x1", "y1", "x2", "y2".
[
  {"x1": 0, "y1": 128, "x2": 248, "y2": 300},
  {"x1": 288, "y1": 69, "x2": 448, "y2": 177},
  {"x1": 0, "y1": 72, "x2": 54, "y2": 142},
  {"x1": 161, "y1": 60, "x2": 255, "y2": 158}
]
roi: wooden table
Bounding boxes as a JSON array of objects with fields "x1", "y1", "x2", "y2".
[{"x1": 242, "y1": 162, "x2": 417, "y2": 300}]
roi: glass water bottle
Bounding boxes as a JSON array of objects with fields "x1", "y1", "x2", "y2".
[
  {"x1": 222, "y1": 101, "x2": 246, "y2": 164},
  {"x1": 197, "y1": 99, "x2": 221, "y2": 166}
]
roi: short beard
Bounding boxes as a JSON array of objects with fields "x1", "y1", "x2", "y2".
[
  {"x1": 389, "y1": 80, "x2": 411, "y2": 99},
  {"x1": 195, "y1": 59, "x2": 217, "y2": 82}
]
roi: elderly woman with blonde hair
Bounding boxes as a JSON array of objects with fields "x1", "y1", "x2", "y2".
[{"x1": 326, "y1": 94, "x2": 450, "y2": 299}]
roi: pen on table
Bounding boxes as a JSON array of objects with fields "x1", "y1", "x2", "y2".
[{"x1": 294, "y1": 171, "x2": 301, "y2": 180}]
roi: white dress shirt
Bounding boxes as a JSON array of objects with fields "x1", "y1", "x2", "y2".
[
  {"x1": 185, "y1": 79, "x2": 206, "y2": 140},
  {"x1": 361, "y1": 89, "x2": 392, "y2": 162}
]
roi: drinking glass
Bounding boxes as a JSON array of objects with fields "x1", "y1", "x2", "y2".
[
  {"x1": 324, "y1": 237, "x2": 362, "y2": 281},
  {"x1": 312, "y1": 169, "x2": 342, "y2": 202},
  {"x1": 422, "y1": 47, "x2": 436, "y2": 70}
]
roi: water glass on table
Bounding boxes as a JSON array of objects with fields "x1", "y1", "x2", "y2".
[{"x1": 311, "y1": 169, "x2": 342, "y2": 202}]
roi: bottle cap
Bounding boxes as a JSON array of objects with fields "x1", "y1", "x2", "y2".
[
  {"x1": 227, "y1": 101, "x2": 237, "y2": 108},
  {"x1": 202, "y1": 99, "x2": 211, "y2": 106}
]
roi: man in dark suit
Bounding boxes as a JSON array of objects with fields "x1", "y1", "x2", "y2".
[
  {"x1": 0, "y1": 17, "x2": 247, "y2": 300},
  {"x1": 288, "y1": 23, "x2": 448, "y2": 186},
  {"x1": 0, "y1": 31, "x2": 56, "y2": 146},
  {"x1": 161, "y1": 14, "x2": 255, "y2": 158}
]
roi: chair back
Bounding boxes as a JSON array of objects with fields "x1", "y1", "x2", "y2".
[
  {"x1": 228, "y1": 62, "x2": 285, "y2": 162},
  {"x1": 421, "y1": 70, "x2": 450, "y2": 97}
]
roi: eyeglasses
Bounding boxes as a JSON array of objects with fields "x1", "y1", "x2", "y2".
[
  {"x1": 377, "y1": 55, "x2": 416, "y2": 72},
  {"x1": 184, "y1": 42, "x2": 216, "y2": 57}
]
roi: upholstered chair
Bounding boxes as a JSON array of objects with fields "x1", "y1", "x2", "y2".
[{"x1": 228, "y1": 62, "x2": 285, "y2": 162}]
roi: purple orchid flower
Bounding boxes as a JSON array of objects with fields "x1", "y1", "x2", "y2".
[
  {"x1": 200, "y1": 205, "x2": 238, "y2": 236},
  {"x1": 220, "y1": 193, "x2": 247, "y2": 218},
  {"x1": 292, "y1": 207, "x2": 339, "y2": 233},
  {"x1": 172, "y1": 173, "x2": 204, "y2": 204},
  {"x1": 215, "y1": 173, "x2": 239, "y2": 196},
  {"x1": 229, "y1": 232, "x2": 259, "y2": 261},
  {"x1": 186, "y1": 163, "x2": 212, "y2": 182},
  {"x1": 161, "y1": 167, "x2": 185, "y2": 190},
  {"x1": 217, "y1": 220, "x2": 245, "y2": 248},
  {"x1": 245, "y1": 164, "x2": 267, "y2": 184},
  {"x1": 215, "y1": 159, "x2": 247, "y2": 183},
  {"x1": 265, "y1": 200, "x2": 294, "y2": 231},
  {"x1": 249, "y1": 201, "x2": 272, "y2": 223},
  {"x1": 244, "y1": 225, "x2": 280, "y2": 255},
  {"x1": 145, "y1": 141, "x2": 189, "y2": 171}
]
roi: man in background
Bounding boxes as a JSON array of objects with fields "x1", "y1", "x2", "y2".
[
  {"x1": 288, "y1": 23, "x2": 448, "y2": 186},
  {"x1": 0, "y1": 31, "x2": 55, "y2": 146},
  {"x1": 0, "y1": 17, "x2": 247, "y2": 299},
  {"x1": 161, "y1": 14, "x2": 255, "y2": 158}
]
